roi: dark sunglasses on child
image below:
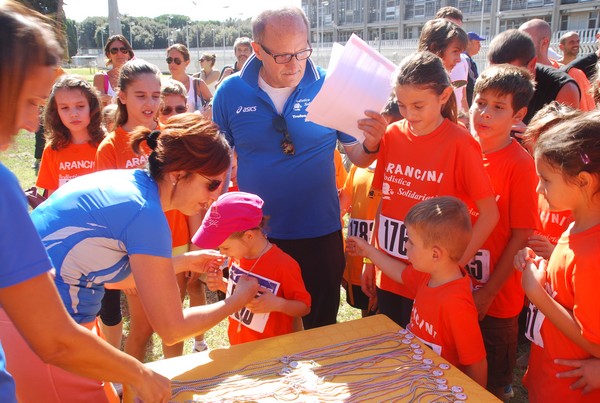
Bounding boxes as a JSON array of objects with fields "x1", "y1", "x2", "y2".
[
  {"x1": 110, "y1": 47, "x2": 129, "y2": 55},
  {"x1": 161, "y1": 105, "x2": 187, "y2": 115},
  {"x1": 166, "y1": 57, "x2": 183, "y2": 65}
]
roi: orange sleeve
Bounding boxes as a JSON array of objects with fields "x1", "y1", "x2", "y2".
[
  {"x1": 573, "y1": 251, "x2": 600, "y2": 344},
  {"x1": 35, "y1": 146, "x2": 58, "y2": 191},
  {"x1": 95, "y1": 134, "x2": 118, "y2": 171},
  {"x1": 334, "y1": 149, "x2": 348, "y2": 190}
]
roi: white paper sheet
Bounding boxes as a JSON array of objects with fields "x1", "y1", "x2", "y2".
[{"x1": 306, "y1": 34, "x2": 397, "y2": 143}]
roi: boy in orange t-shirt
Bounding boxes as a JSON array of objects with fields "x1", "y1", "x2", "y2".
[
  {"x1": 469, "y1": 64, "x2": 539, "y2": 398},
  {"x1": 347, "y1": 196, "x2": 487, "y2": 387}
]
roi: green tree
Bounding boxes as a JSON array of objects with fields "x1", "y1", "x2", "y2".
[{"x1": 65, "y1": 18, "x2": 78, "y2": 59}]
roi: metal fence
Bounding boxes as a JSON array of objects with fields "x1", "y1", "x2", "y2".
[{"x1": 71, "y1": 27, "x2": 598, "y2": 77}]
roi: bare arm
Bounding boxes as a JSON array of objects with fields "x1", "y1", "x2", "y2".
[
  {"x1": 459, "y1": 196, "x2": 499, "y2": 266},
  {"x1": 556, "y1": 82, "x2": 581, "y2": 109},
  {"x1": 93, "y1": 72, "x2": 113, "y2": 106},
  {"x1": 0, "y1": 272, "x2": 171, "y2": 402},
  {"x1": 347, "y1": 236, "x2": 407, "y2": 284},
  {"x1": 246, "y1": 288, "x2": 310, "y2": 317},
  {"x1": 129, "y1": 253, "x2": 259, "y2": 345},
  {"x1": 197, "y1": 79, "x2": 213, "y2": 103},
  {"x1": 464, "y1": 358, "x2": 488, "y2": 388},
  {"x1": 521, "y1": 259, "x2": 600, "y2": 357},
  {"x1": 473, "y1": 228, "x2": 533, "y2": 319}
]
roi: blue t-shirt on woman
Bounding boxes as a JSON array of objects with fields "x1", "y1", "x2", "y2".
[
  {"x1": 0, "y1": 163, "x2": 53, "y2": 402},
  {"x1": 31, "y1": 169, "x2": 173, "y2": 325}
]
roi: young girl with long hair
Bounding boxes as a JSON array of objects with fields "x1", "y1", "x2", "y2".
[
  {"x1": 418, "y1": 18, "x2": 468, "y2": 73},
  {"x1": 36, "y1": 75, "x2": 104, "y2": 196},
  {"x1": 363, "y1": 51, "x2": 499, "y2": 328},
  {"x1": 95, "y1": 58, "x2": 162, "y2": 354},
  {"x1": 515, "y1": 111, "x2": 600, "y2": 402}
]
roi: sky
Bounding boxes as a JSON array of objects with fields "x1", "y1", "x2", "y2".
[{"x1": 64, "y1": 0, "x2": 302, "y2": 22}]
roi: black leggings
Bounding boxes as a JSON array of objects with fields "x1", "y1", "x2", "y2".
[
  {"x1": 270, "y1": 230, "x2": 345, "y2": 330},
  {"x1": 98, "y1": 289, "x2": 122, "y2": 326}
]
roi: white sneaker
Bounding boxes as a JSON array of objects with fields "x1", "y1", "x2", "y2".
[{"x1": 194, "y1": 340, "x2": 209, "y2": 352}]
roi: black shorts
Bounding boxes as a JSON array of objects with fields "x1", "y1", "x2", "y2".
[{"x1": 480, "y1": 314, "x2": 519, "y2": 389}]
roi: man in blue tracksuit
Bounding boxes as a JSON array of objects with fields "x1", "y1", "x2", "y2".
[{"x1": 212, "y1": 5, "x2": 386, "y2": 329}]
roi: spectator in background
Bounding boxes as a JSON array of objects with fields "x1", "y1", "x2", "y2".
[
  {"x1": 465, "y1": 32, "x2": 485, "y2": 107},
  {"x1": 194, "y1": 53, "x2": 219, "y2": 93},
  {"x1": 488, "y1": 29, "x2": 579, "y2": 124},
  {"x1": 93, "y1": 35, "x2": 134, "y2": 106},
  {"x1": 435, "y1": 7, "x2": 470, "y2": 118},
  {"x1": 558, "y1": 31, "x2": 581, "y2": 65},
  {"x1": 519, "y1": 19, "x2": 592, "y2": 111},
  {"x1": 166, "y1": 44, "x2": 212, "y2": 115},
  {"x1": 215, "y1": 37, "x2": 253, "y2": 88}
]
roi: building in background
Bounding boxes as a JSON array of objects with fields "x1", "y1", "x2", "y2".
[{"x1": 302, "y1": 0, "x2": 600, "y2": 44}]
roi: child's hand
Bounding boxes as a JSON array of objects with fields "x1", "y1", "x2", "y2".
[
  {"x1": 358, "y1": 110, "x2": 386, "y2": 151},
  {"x1": 346, "y1": 236, "x2": 370, "y2": 257},
  {"x1": 514, "y1": 247, "x2": 541, "y2": 272},
  {"x1": 246, "y1": 287, "x2": 277, "y2": 314},
  {"x1": 233, "y1": 275, "x2": 259, "y2": 302},
  {"x1": 206, "y1": 269, "x2": 224, "y2": 292},
  {"x1": 186, "y1": 249, "x2": 225, "y2": 274},
  {"x1": 361, "y1": 263, "x2": 376, "y2": 299},
  {"x1": 522, "y1": 257, "x2": 548, "y2": 293},
  {"x1": 556, "y1": 358, "x2": 600, "y2": 394},
  {"x1": 527, "y1": 234, "x2": 556, "y2": 260}
]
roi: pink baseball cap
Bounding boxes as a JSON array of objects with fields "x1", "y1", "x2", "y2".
[{"x1": 192, "y1": 191, "x2": 264, "y2": 249}]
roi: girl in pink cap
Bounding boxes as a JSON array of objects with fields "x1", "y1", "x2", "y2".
[{"x1": 193, "y1": 191, "x2": 311, "y2": 345}]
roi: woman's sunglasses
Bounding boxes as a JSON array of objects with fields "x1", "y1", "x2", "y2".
[
  {"x1": 161, "y1": 105, "x2": 187, "y2": 115},
  {"x1": 272, "y1": 115, "x2": 295, "y2": 155},
  {"x1": 166, "y1": 57, "x2": 183, "y2": 65},
  {"x1": 109, "y1": 47, "x2": 129, "y2": 55},
  {"x1": 199, "y1": 174, "x2": 222, "y2": 192}
]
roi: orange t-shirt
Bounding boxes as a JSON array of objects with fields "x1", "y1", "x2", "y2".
[
  {"x1": 340, "y1": 165, "x2": 380, "y2": 286},
  {"x1": 227, "y1": 245, "x2": 311, "y2": 345},
  {"x1": 467, "y1": 140, "x2": 540, "y2": 318},
  {"x1": 372, "y1": 118, "x2": 494, "y2": 296},
  {"x1": 96, "y1": 126, "x2": 150, "y2": 171},
  {"x1": 402, "y1": 266, "x2": 486, "y2": 369},
  {"x1": 523, "y1": 224, "x2": 600, "y2": 402},
  {"x1": 95, "y1": 125, "x2": 189, "y2": 249},
  {"x1": 551, "y1": 60, "x2": 595, "y2": 112},
  {"x1": 334, "y1": 148, "x2": 348, "y2": 191},
  {"x1": 536, "y1": 194, "x2": 573, "y2": 245},
  {"x1": 36, "y1": 142, "x2": 98, "y2": 191}
]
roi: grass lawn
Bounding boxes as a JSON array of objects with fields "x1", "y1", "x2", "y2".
[{"x1": 3, "y1": 87, "x2": 528, "y2": 402}]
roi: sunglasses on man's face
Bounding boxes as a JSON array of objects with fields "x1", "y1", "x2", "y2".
[
  {"x1": 166, "y1": 57, "x2": 183, "y2": 65},
  {"x1": 161, "y1": 105, "x2": 187, "y2": 115},
  {"x1": 110, "y1": 47, "x2": 129, "y2": 55},
  {"x1": 272, "y1": 115, "x2": 295, "y2": 155},
  {"x1": 199, "y1": 173, "x2": 222, "y2": 192}
]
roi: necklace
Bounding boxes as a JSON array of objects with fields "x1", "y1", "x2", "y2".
[
  {"x1": 246, "y1": 239, "x2": 271, "y2": 273},
  {"x1": 236, "y1": 239, "x2": 272, "y2": 333}
]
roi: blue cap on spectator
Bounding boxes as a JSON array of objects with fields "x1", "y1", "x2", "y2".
[{"x1": 468, "y1": 32, "x2": 486, "y2": 41}]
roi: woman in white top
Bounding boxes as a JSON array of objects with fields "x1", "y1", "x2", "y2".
[
  {"x1": 93, "y1": 35, "x2": 134, "y2": 106},
  {"x1": 196, "y1": 53, "x2": 219, "y2": 93},
  {"x1": 166, "y1": 44, "x2": 212, "y2": 116}
]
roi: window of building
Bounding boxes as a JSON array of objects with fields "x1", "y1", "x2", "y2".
[
  {"x1": 589, "y1": 12, "x2": 598, "y2": 29},
  {"x1": 560, "y1": 14, "x2": 569, "y2": 31}
]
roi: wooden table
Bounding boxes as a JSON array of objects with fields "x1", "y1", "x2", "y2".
[{"x1": 124, "y1": 315, "x2": 499, "y2": 402}]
